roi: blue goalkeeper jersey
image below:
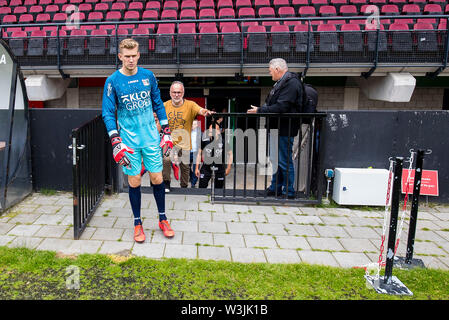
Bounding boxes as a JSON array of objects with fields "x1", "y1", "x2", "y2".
[{"x1": 102, "y1": 67, "x2": 168, "y2": 149}]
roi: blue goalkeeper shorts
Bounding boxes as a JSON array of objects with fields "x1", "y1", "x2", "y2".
[{"x1": 122, "y1": 145, "x2": 163, "y2": 177}]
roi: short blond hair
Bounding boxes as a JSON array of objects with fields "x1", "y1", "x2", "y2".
[{"x1": 119, "y1": 38, "x2": 139, "y2": 52}]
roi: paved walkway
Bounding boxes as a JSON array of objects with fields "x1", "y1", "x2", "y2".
[{"x1": 1, "y1": 192, "x2": 448, "y2": 270}]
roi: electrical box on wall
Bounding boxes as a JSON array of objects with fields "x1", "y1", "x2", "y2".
[{"x1": 332, "y1": 168, "x2": 390, "y2": 206}]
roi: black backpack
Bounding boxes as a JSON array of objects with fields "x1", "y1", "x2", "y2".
[{"x1": 298, "y1": 76, "x2": 318, "y2": 114}]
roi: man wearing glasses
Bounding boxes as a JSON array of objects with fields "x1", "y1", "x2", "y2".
[{"x1": 163, "y1": 81, "x2": 214, "y2": 191}]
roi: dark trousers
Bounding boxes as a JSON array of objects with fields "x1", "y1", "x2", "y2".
[{"x1": 198, "y1": 166, "x2": 225, "y2": 189}]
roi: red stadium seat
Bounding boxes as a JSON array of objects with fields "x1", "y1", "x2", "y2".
[
  {"x1": 124, "y1": 10, "x2": 140, "y2": 21},
  {"x1": 132, "y1": 27, "x2": 150, "y2": 53},
  {"x1": 217, "y1": 0, "x2": 233, "y2": 10},
  {"x1": 235, "y1": 0, "x2": 252, "y2": 11},
  {"x1": 218, "y1": 8, "x2": 235, "y2": 19},
  {"x1": 199, "y1": 24, "x2": 218, "y2": 54},
  {"x1": 177, "y1": 24, "x2": 195, "y2": 55},
  {"x1": 3, "y1": 15, "x2": 17, "y2": 24},
  {"x1": 163, "y1": 1, "x2": 179, "y2": 11},
  {"x1": 68, "y1": 29, "x2": 87, "y2": 56},
  {"x1": 273, "y1": 0, "x2": 290, "y2": 11},
  {"x1": 88, "y1": 11, "x2": 103, "y2": 22},
  {"x1": 199, "y1": 0, "x2": 215, "y2": 10},
  {"x1": 402, "y1": 4, "x2": 421, "y2": 15},
  {"x1": 247, "y1": 25, "x2": 267, "y2": 53},
  {"x1": 238, "y1": 7, "x2": 255, "y2": 19},
  {"x1": 28, "y1": 30, "x2": 46, "y2": 56},
  {"x1": 142, "y1": 10, "x2": 158, "y2": 20},
  {"x1": 128, "y1": 2, "x2": 143, "y2": 11},
  {"x1": 35, "y1": 13, "x2": 50, "y2": 23},
  {"x1": 181, "y1": 0, "x2": 196, "y2": 11},
  {"x1": 292, "y1": 0, "x2": 309, "y2": 13},
  {"x1": 299, "y1": 6, "x2": 316, "y2": 17},
  {"x1": 381, "y1": 4, "x2": 400, "y2": 15},
  {"x1": 146, "y1": 1, "x2": 161, "y2": 13},
  {"x1": 254, "y1": 0, "x2": 270, "y2": 12},
  {"x1": 9, "y1": 30, "x2": 27, "y2": 57},
  {"x1": 94, "y1": 3, "x2": 110, "y2": 14},
  {"x1": 271, "y1": 25, "x2": 291, "y2": 53},
  {"x1": 340, "y1": 23, "x2": 363, "y2": 52},
  {"x1": 319, "y1": 5, "x2": 337, "y2": 16},
  {"x1": 13, "y1": 6, "x2": 28, "y2": 14},
  {"x1": 389, "y1": 22, "x2": 412, "y2": 53},
  {"x1": 88, "y1": 28, "x2": 107, "y2": 55},
  {"x1": 258, "y1": 7, "x2": 275, "y2": 18},
  {"x1": 294, "y1": 23, "x2": 314, "y2": 53},
  {"x1": 161, "y1": 9, "x2": 177, "y2": 20},
  {"x1": 221, "y1": 24, "x2": 241, "y2": 54},
  {"x1": 105, "y1": 11, "x2": 122, "y2": 22},
  {"x1": 278, "y1": 6, "x2": 295, "y2": 18},
  {"x1": 424, "y1": 4, "x2": 443, "y2": 15},
  {"x1": 339, "y1": 5, "x2": 357, "y2": 16},
  {"x1": 180, "y1": 9, "x2": 196, "y2": 20},
  {"x1": 199, "y1": 8, "x2": 216, "y2": 19}
]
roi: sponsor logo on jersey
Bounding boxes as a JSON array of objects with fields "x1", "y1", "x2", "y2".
[
  {"x1": 120, "y1": 90, "x2": 152, "y2": 111},
  {"x1": 142, "y1": 79, "x2": 150, "y2": 86}
]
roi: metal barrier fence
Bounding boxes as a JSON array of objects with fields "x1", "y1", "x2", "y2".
[
  {"x1": 205, "y1": 112, "x2": 327, "y2": 205},
  {"x1": 71, "y1": 115, "x2": 111, "y2": 239},
  {"x1": 1, "y1": 15, "x2": 448, "y2": 74}
]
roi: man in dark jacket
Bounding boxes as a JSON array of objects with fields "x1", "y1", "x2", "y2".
[{"x1": 247, "y1": 58, "x2": 302, "y2": 198}]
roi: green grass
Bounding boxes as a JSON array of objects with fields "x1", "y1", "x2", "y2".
[{"x1": 0, "y1": 246, "x2": 448, "y2": 300}]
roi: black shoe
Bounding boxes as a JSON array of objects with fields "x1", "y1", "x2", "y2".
[
  {"x1": 265, "y1": 188, "x2": 281, "y2": 197},
  {"x1": 277, "y1": 193, "x2": 296, "y2": 200},
  {"x1": 164, "y1": 181, "x2": 171, "y2": 193}
]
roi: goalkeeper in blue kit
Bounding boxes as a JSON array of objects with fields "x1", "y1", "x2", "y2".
[{"x1": 102, "y1": 38, "x2": 174, "y2": 242}]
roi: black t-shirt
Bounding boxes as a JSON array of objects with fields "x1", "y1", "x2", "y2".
[{"x1": 200, "y1": 133, "x2": 231, "y2": 172}]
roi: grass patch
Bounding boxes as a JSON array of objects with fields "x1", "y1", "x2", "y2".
[{"x1": 0, "y1": 246, "x2": 448, "y2": 300}]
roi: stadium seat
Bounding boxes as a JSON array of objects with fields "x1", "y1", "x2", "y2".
[
  {"x1": 294, "y1": 23, "x2": 314, "y2": 53},
  {"x1": 199, "y1": 0, "x2": 215, "y2": 10},
  {"x1": 28, "y1": 30, "x2": 46, "y2": 56},
  {"x1": 409, "y1": 0, "x2": 427, "y2": 10},
  {"x1": 221, "y1": 24, "x2": 241, "y2": 54},
  {"x1": 389, "y1": 23, "x2": 412, "y2": 53},
  {"x1": 299, "y1": 6, "x2": 316, "y2": 17},
  {"x1": 236, "y1": 0, "x2": 252, "y2": 11},
  {"x1": 13, "y1": 6, "x2": 28, "y2": 14},
  {"x1": 132, "y1": 27, "x2": 150, "y2": 54},
  {"x1": 88, "y1": 29, "x2": 107, "y2": 55},
  {"x1": 341, "y1": 23, "x2": 363, "y2": 52},
  {"x1": 146, "y1": 1, "x2": 161, "y2": 13},
  {"x1": 111, "y1": 2, "x2": 126, "y2": 13},
  {"x1": 424, "y1": 4, "x2": 443, "y2": 15},
  {"x1": 247, "y1": 25, "x2": 267, "y2": 53},
  {"x1": 414, "y1": 22, "x2": 438, "y2": 52},
  {"x1": 2, "y1": 15, "x2": 17, "y2": 24},
  {"x1": 88, "y1": 11, "x2": 103, "y2": 22},
  {"x1": 402, "y1": 4, "x2": 421, "y2": 15},
  {"x1": 199, "y1": 8, "x2": 216, "y2": 19},
  {"x1": 9, "y1": 31, "x2": 27, "y2": 57},
  {"x1": 19, "y1": 14, "x2": 34, "y2": 24},
  {"x1": 278, "y1": 6, "x2": 295, "y2": 18},
  {"x1": 366, "y1": 23, "x2": 387, "y2": 52},
  {"x1": 271, "y1": 25, "x2": 291, "y2": 53},
  {"x1": 180, "y1": 9, "x2": 196, "y2": 20},
  {"x1": 105, "y1": 11, "x2": 122, "y2": 22},
  {"x1": 218, "y1": 8, "x2": 235, "y2": 19},
  {"x1": 24, "y1": 0, "x2": 38, "y2": 6},
  {"x1": 35, "y1": 13, "x2": 50, "y2": 23},
  {"x1": 142, "y1": 10, "x2": 159, "y2": 20},
  {"x1": 331, "y1": 0, "x2": 349, "y2": 11},
  {"x1": 317, "y1": 24, "x2": 339, "y2": 52},
  {"x1": 28, "y1": 5, "x2": 43, "y2": 16},
  {"x1": 238, "y1": 7, "x2": 255, "y2": 19},
  {"x1": 199, "y1": 25, "x2": 218, "y2": 54},
  {"x1": 124, "y1": 10, "x2": 140, "y2": 21},
  {"x1": 381, "y1": 4, "x2": 400, "y2": 16},
  {"x1": 273, "y1": 0, "x2": 290, "y2": 11},
  {"x1": 319, "y1": 5, "x2": 337, "y2": 16},
  {"x1": 68, "y1": 29, "x2": 87, "y2": 56},
  {"x1": 109, "y1": 28, "x2": 129, "y2": 54},
  {"x1": 163, "y1": 1, "x2": 179, "y2": 11},
  {"x1": 339, "y1": 4, "x2": 357, "y2": 16},
  {"x1": 161, "y1": 9, "x2": 177, "y2": 20},
  {"x1": 181, "y1": 0, "x2": 196, "y2": 11},
  {"x1": 155, "y1": 24, "x2": 175, "y2": 54},
  {"x1": 94, "y1": 3, "x2": 110, "y2": 15},
  {"x1": 52, "y1": 12, "x2": 68, "y2": 24},
  {"x1": 254, "y1": 0, "x2": 270, "y2": 13},
  {"x1": 217, "y1": 0, "x2": 233, "y2": 10},
  {"x1": 47, "y1": 30, "x2": 66, "y2": 56},
  {"x1": 78, "y1": 3, "x2": 93, "y2": 14},
  {"x1": 128, "y1": 2, "x2": 144, "y2": 11},
  {"x1": 258, "y1": 7, "x2": 275, "y2": 18}
]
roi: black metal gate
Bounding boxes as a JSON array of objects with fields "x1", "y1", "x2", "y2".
[
  {"x1": 71, "y1": 115, "x2": 113, "y2": 239},
  {"x1": 208, "y1": 113, "x2": 327, "y2": 205}
]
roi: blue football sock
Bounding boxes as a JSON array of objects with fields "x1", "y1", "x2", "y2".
[
  {"x1": 152, "y1": 182, "x2": 167, "y2": 221},
  {"x1": 129, "y1": 185, "x2": 142, "y2": 226}
]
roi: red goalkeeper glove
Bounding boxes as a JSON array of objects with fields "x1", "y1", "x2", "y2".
[
  {"x1": 111, "y1": 134, "x2": 134, "y2": 169},
  {"x1": 159, "y1": 124, "x2": 173, "y2": 157}
]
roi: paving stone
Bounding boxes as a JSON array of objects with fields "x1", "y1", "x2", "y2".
[
  {"x1": 90, "y1": 228, "x2": 124, "y2": 241},
  {"x1": 8, "y1": 213, "x2": 41, "y2": 224},
  {"x1": 170, "y1": 220, "x2": 198, "y2": 232},
  {"x1": 34, "y1": 225, "x2": 69, "y2": 238},
  {"x1": 198, "y1": 221, "x2": 227, "y2": 233},
  {"x1": 132, "y1": 243, "x2": 165, "y2": 259},
  {"x1": 227, "y1": 222, "x2": 258, "y2": 234},
  {"x1": 339, "y1": 238, "x2": 379, "y2": 253},
  {"x1": 307, "y1": 237, "x2": 345, "y2": 252},
  {"x1": 35, "y1": 205, "x2": 62, "y2": 215},
  {"x1": 164, "y1": 244, "x2": 197, "y2": 259},
  {"x1": 36, "y1": 238, "x2": 75, "y2": 253},
  {"x1": 344, "y1": 226, "x2": 381, "y2": 240},
  {"x1": 332, "y1": 252, "x2": 371, "y2": 268},
  {"x1": 265, "y1": 213, "x2": 295, "y2": 224},
  {"x1": 151, "y1": 230, "x2": 183, "y2": 244},
  {"x1": 286, "y1": 224, "x2": 318, "y2": 237},
  {"x1": 87, "y1": 216, "x2": 117, "y2": 228},
  {"x1": 255, "y1": 223, "x2": 288, "y2": 236},
  {"x1": 244, "y1": 234, "x2": 278, "y2": 248},
  {"x1": 7, "y1": 224, "x2": 42, "y2": 237},
  {"x1": 198, "y1": 246, "x2": 232, "y2": 262},
  {"x1": 0, "y1": 235, "x2": 16, "y2": 246},
  {"x1": 33, "y1": 214, "x2": 65, "y2": 225},
  {"x1": 320, "y1": 216, "x2": 352, "y2": 226},
  {"x1": 199, "y1": 202, "x2": 224, "y2": 213},
  {"x1": 224, "y1": 204, "x2": 250, "y2": 213},
  {"x1": 211, "y1": 212, "x2": 239, "y2": 222},
  {"x1": 0, "y1": 222, "x2": 15, "y2": 235},
  {"x1": 185, "y1": 211, "x2": 212, "y2": 221},
  {"x1": 7, "y1": 236, "x2": 43, "y2": 249},
  {"x1": 231, "y1": 247, "x2": 266, "y2": 263},
  {"x1": 275, "y1": 235, "x2": 311, "y2": 250},
  {"x1": 65, "y1": 240, "x2": 102, "y2": 254},
  {"x1": 264, "y1": 249, "x2": 301, "y2": 264},
  {"x1": 314, "y1": 225, "x2": 350, "y2": 238},
  {"x1": 297, "y1": 250, "x2": 339, "y2": 267},
  {"x1": 238, "y1": 213, "x2": 267, "y2": 223},
  {"x1": 98, "y1": 241, "x2": 134, "y2": 255},
  {"x1": 213, "y1": 233, "x2": 245, "y2": 248},
  {"x1": 293, "y1": 215, "x2": 323, "y2": 225},
  {"x1": 183, "y1": 231, "x2": 213, "y2": 246}
]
